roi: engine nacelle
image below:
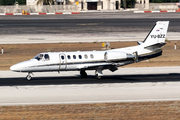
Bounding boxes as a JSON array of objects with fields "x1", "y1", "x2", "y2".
[{"x1": 104, "y1": 51, "x2": 127, "y2": 61}]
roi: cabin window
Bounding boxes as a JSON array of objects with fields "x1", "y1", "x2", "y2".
[
  {"x1": 84, "y1": 54, "x2": 88, "y2": 59},
  {"x1": 67, "y1": 55, "x2": 71, "y2": 59},
  {"x1": 44, "y1": 54, "x2": 50, "y2": 61},
  {"x1": 79, "y1": 55, "x2": 82, "y2": 59},
  {"x1": 73, "y1": 55, "x2": 76, "y2": 59},
  {"x1": 61, "y1": 56, "x2": 65, "y2": 60},
  {"x1": 90, "y1": 54, "x2": 94, "y2": 59}
]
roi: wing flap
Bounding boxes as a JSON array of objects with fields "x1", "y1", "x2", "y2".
[{"x1": 76, "y1": 63, "x2": 112, "y2": 70}]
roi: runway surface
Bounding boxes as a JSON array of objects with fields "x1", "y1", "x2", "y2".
[
  {"x1": 0, "y1": 13, "x2": 180, "y2": 44},
  {"x1": 0, "y1": 18, "x2": 179, "y2": 34},
  {"x1": 1, "y1": 66, "x2": 180, "y2": 106}
]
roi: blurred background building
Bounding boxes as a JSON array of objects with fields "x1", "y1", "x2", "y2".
[{"x1": 0, "y1": 0, "x2": 179, "y2": 13}]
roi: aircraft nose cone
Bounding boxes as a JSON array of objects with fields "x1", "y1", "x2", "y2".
[
  {"x1": 10, "y1": 60, "x2": 33, "y2": 72},
  {"x1": 10, "y1": 64, "x2": 19, "y2": 72}
]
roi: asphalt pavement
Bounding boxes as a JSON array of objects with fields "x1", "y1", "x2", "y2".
[
  {"x1": 1, "y1": 66, "x2": 180, "y2": 85},
  {"x1": 1, "y1": 67, "x2": 180, "y2": 106},
  {"x1": 0, "y1": 13, "x2": 180, "y2": 44}
]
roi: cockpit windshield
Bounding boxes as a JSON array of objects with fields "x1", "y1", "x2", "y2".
[{"x1": 33, "y1": 54, "x2": 50, "y2": 61}]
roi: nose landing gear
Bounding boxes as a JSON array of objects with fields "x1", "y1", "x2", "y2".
[{"x1": 26, "y1": 72, "x2": 33, "y2": 81}]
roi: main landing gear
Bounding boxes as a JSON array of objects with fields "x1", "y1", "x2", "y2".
[
  {"x1": 80, "y1": 69, "x2": 103, "y2": 79},
  {"x1": 80, "y1": 70, "x2": 87, "y2": 78},
  {"x1": 26, "y1": 72, "x2": 33, "y2": 81},
  {"x1": 95, "y1": 69, "x2": 103, "y2": 79}
]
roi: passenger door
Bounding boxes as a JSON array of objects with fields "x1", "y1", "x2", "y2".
[{"x1": 59, "y1": 54, "x2": 67, "y2": 70}]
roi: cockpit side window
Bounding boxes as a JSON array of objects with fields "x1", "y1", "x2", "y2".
[
  {"x1": 34, "y1": 54, "x2": 50, "y2": 61},
  {"x1": 34, "y1": 54, "x2": 44, "y2": 61},
  {"x1": 44, "y1": 54, "x2": 50, "y2": 61}
]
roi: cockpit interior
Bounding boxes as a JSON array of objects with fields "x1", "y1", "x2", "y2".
[{"x1": 34, "y1": 54, "x2": 50, "y2": 61}]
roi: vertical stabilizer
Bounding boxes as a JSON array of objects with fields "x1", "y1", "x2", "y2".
[{"x1": 143, "y1": 21, "x2": 169, "y2": 46}]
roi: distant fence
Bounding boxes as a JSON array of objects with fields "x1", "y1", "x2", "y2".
[
  {"x1": 149, "y1": 3, "x2": 178, "y2": 11},
  {"x1": 0, "y1": 5, "x2": 79, "y2": 13},
  {"x1": 135, "y1": 3, "x2": 179, "y2": 11}
]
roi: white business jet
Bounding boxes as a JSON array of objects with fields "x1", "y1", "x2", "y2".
[{"x1": 10, "y1": 21, "x2": 169, "y2": 80}]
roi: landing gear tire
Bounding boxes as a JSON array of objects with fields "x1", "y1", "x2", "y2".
[
  {"x1": 95, "y1": 74, "x2": 102, "y2": 79},
  {"x1": 95, "y1": 69, "x2": 103, "y2": 79},
  {"x1": 26, "y1": 75, "x2": 32, "y2": 81},
  {"x1": 80, "y1": 70, "x2": 87, "y2": 78},
  {"x1": 26, "y1": 72, "x2": 33, "y2": 81}
]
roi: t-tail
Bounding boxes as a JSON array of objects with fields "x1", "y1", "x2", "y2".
[{"x1": 139, "y1": 21, "x2": 169, "y2": 50}]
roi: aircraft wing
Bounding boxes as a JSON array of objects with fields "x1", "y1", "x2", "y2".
[
  {"x1": 76, "y1": 63, "x2": 113, "y2": 70},
  {"x1": 76, "y1": 51, "x2": 138, "y2": 71},
  {"x1": 76, "y1": 49, "x2": 162, "y2": 72}
]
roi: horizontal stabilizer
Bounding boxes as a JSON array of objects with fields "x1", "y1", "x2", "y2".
[
  {"x1": 137, "y1": 41, "x2": 143, "y2": 45},
  {"x1": 144, "y1": 42, "x2": 166, "y2": 50}
]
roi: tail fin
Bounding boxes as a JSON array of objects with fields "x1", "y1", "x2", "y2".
[{"x1": 142, "y1": 21, "x2": 169, "y2": 46}]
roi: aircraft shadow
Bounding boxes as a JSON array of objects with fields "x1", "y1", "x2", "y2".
[{"x1": 0, "y1": 73, "x2": 180, "y2": 86}]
